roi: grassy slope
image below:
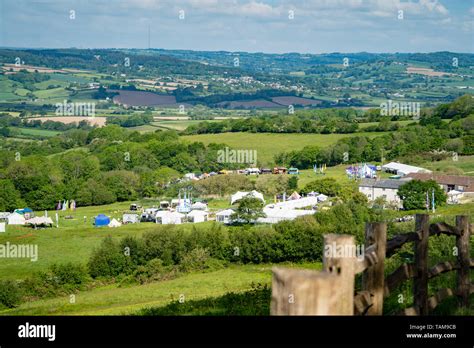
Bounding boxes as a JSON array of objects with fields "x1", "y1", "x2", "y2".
[
  {"x1": 181, "y1": 132, "x2": 387, "y2": 165},
  {"x1": 0, "y1": 262, "x2": 321, "y2": 316}
]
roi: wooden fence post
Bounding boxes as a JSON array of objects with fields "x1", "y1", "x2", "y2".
[
  {"x1": 455, "y1": 215, "x2": 470, "y2": 307},
  {"x1": 323, "y1": 234, "x2": 356, "y2": 315},
  {"x1": 362, "y1": 222, "x2": 387, "y2": 315},
  {"x1": 270, "y1": 268, "x2": 340, "y2": 315},
  {"x1": 414, "y1": 214, "x2": 429, "y2": 315}
]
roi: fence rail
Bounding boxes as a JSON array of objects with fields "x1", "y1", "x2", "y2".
[{"x1": 271, "y1": 214, "x2": 473, "y2": 315}]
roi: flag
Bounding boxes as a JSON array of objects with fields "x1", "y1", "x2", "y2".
[{"x1": 432, "y1": 189, "x2": 435, "y2": 213}]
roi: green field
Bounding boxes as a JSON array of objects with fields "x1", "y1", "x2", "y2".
[
  {"x1": 10, "y1": 127, "x2": 62, "y2": 137},
  {"x1": 0, "y1": 201, "x2": 323, "y2": 315},
  {"x1": 421, "y1": 156, "x2": 474, "y2": 176},
  {"x1": 181, "y1": 132, "x2": 387, "y2": 165}
]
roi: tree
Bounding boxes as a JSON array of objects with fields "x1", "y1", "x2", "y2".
[
  {"x1": 397, "y1": 180, "x2": 447, "y2": 210},
  {"x1": 288, "y1": 176, "x2": 298, "y2": 191},
  {"x1": 255, "y1": 175, "x2": 289, "y2": 196},
  {"x1": 232, "y1": 197, "x2": 265, "y2": 224},
  {"x1": 0, "y1": 180, "x2": 25, "y2": 211},
  {"x1": 301, "y1": 178, "x2": 342, "y2": 197}
]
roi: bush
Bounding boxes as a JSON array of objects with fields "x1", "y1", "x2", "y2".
[
  {"x1": 21, "y1": 263, "x2": 89, "y2": 300},
  {"x1": 177, "y1": 247, "x2": 224, "y2": 273},
  {"x1": 88, "y1": 236, "x2": 133, "y2": 278},
  {"x1": 0, "y1": 280, "x2": 22, "y2": 308},
  {"x1": 49, "y1": 263, "x2": 89, "y2": 288}
]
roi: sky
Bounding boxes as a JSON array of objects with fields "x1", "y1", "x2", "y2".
[{"x1": 0, "y1": 0, "x2": 473, "y2": 54}]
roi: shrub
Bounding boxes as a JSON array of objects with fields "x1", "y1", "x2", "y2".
[
  {"x1": 0, "y1": 280, "x2": 22, "y2": 308},
  {"x1": 88, "y1": 236, "x2": 133, "y2": 278},
  {"x1": 49, "y1": 263, "x2": 89, "y2": 287},
  {"x1": 142, "y1": 227, "x2": 187, "y2": 266},
  {"x1": 21, "y1": 263, "x2": 89, "y2": 300},
  {"x1": 178, "y1": 247, "x2": 224, "y2": 273}
]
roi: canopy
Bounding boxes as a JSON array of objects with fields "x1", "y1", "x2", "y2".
[{"x1": 26, "y1": 216, "x2": 53, "y2": 226}]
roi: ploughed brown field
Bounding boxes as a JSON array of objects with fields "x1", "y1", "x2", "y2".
[
  {"x1": 109, "y1": 89, "x2": 187, "y2": 107},
  {"x1": 217, "y1": 96, "x2": 322, "y2": 109},
  {"x1": 406, "y1": 66, "x2": 452, "y2": 77},
  {"x1": 217, "y1": 99, "x2": 281, "y2": 108},
  {"x1": 29, "y1": 116, "x2": 107, "y2": 126},
  {"x1": 271, "y1": 96, "x2": 322, "y2": 106}
]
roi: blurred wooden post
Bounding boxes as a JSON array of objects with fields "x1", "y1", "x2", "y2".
[
  {"x1": 455, "y1": 215, "x2": 470, "y2": 307},
  {"x1": 362, "y1": 222, "x2": 387, "y2": 315},
  {"x1": 323, "y1": 234, "x2": 356, "y2": 315},
  {"x1": 271, "y1": 268, "x2": 340, "y2": 315},
  {"x1": 414, "y1": 214, "x2": 429, "y2": 315}
]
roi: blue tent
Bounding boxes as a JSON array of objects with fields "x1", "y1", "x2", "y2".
[
  {"x1": 94, "y1": 214, "x2": 110, "y2": 227},
  {"x1": 15, "y1": 208, "x2": 33, "y2": 215}
]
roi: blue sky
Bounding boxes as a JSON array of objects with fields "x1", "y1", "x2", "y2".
[{"x1": 0, "y1": 0, "x2": 473, "y2": 53}]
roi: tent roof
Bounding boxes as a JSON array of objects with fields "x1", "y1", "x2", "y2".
[
  {"x1": 108, "y1": 218, "x2": 122, "y2": 227},
  {"x1": 26, "y1": 216, "x2": 53, "y2": 225},
  {"x1": 188, "y1": 210, "x2": 209, "y2": 217},
  {"x1": 216, "y1": 209, "x2": 234, "y2": 216}
]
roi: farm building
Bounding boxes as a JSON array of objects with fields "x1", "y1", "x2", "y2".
[
  {"x1": 7, "y1": 212, "x2": 26, "y2": 225},
  {"x1": 122, "y1": 213, "x2": 140, "y2": 224},
  {"x1": 216, "y1": 209, "x2": 234, "y2": 224},
  {"x1": 231, "y1": 190, "x2": 265, "y2": 205},
  {"x1": 405, "y1": 173, "x2": 474, "y2": 193},
  {"x1": 381, "y1": 162, "x2": 431, "y2": 177},
  {"x1": 358, "y1": 179, "x2": 409, "y2": 207},
  {"x1": 405, "y1": 173, "x2": 474, "y2": 203},
  {"x1": 94, "y1": 214, "x2": 110, "y2": 227},
  {"x1": 187, "y1": 210, "x2": 209, "y2": 223},
  {"x1": 155, "y1": 211, "x2": 185, "y2": 225}
]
